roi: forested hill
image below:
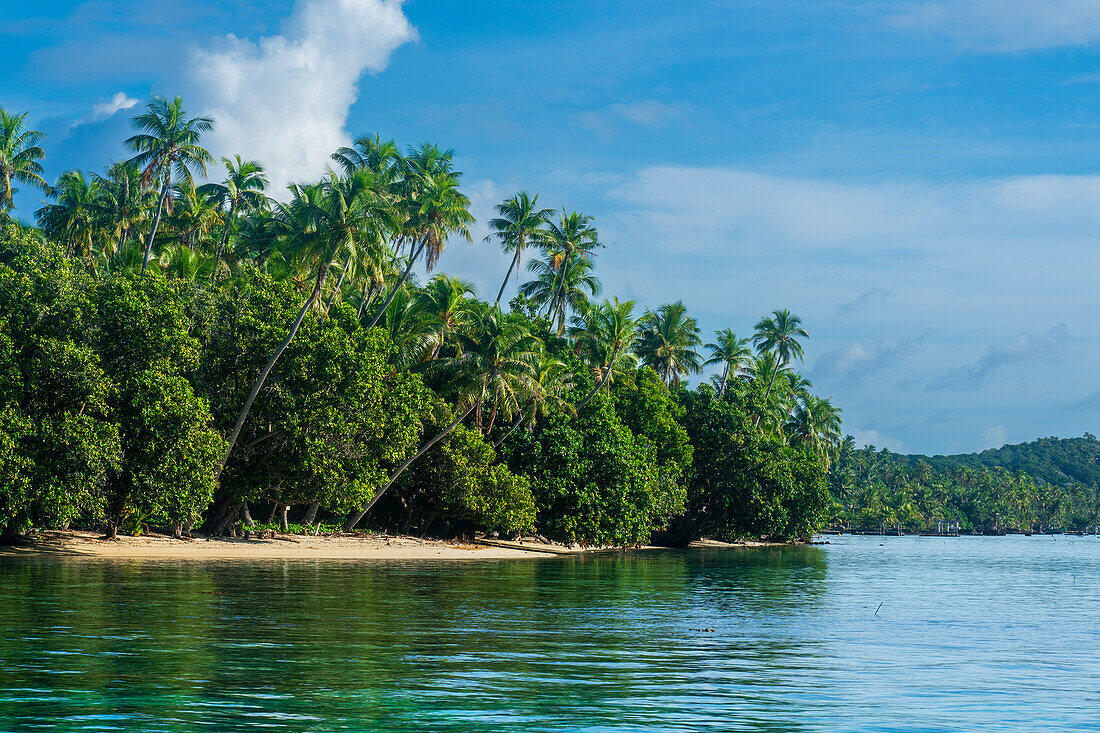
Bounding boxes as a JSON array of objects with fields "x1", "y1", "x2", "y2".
[{"x1": 896, "y1": 436, "x2": 1100, "y2": 489}]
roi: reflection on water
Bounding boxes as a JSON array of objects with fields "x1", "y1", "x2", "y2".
[{"x1": 1, "y1": 537, "x2": 1097, "y2": 732}]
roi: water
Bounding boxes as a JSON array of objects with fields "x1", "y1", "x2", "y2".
[{"x1": 2, "y1": 535, "x2": 1098, "y2": 732}]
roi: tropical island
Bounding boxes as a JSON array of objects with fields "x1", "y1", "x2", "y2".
[{"x1": 1, "y1": 98, "x2": 1096, "y2": 553}]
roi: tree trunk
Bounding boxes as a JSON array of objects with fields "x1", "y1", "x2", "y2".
[
  {"x1": 718, "y1": 363, "x2": 729, "y2": 400},
  {"x1": 241, "y1": 502, "x2": 253, "y2": 525},
  {"x1": 211, "y1": 200, "x2": 236, "y2": 283},
  {"x1": 368, "y1": 239, "x2": 423, "y2": 328},
  {"x1": 218, "y1": 262, "x2": 331, "y2": 476},
  {"x1": 495, "y1": 246, "x2": 521, "y2": 305},
  {"x1": 357, "y1": 280, "x2": 375, "y2": 319},
  {"x1": 141, "y1": 180, "x2": 170, "y2": 276},
  {"x1": 173, "y1": 523, "x2": 184, "y2": 539},
  {"x1": 344, "y1": 403, "x2": 476, "y2": 530},
  {"x1": 577, "y1": 345, "x2": 619, "y2": 410},
  {"x1": 302, "y1": 501, "x2": 319, "y2": 525},
  {"x1": 754, "y1": 365, "x2": 781, "y2": 428},
  {"x1": 325, "y1": 257, "x2": 351, "y2": 312},
  {"x1": 493, "y1": 412, "x2": 527, "y2": 449}
]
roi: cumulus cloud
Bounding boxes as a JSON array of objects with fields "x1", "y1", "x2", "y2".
[
  {"x1": 836, "y1": 287, "x2": 892, "y2": 317},
  {"x1": 813, "y1": 337, "x2": 922, "y2": 386},
  {"x1": 188, "y1": 0, "x2": 417, "y2": 191},
  {"x1": 888, "y1": 0, "x2": 1100, "y2": 51},
  {"x1": 850, "y1": 428, "x2": 907, "y2": 453},
  {"x1": 68, "y1": 91, "x2": 138, "y2": 131},
  {"x1": 928, "y1": 324, "x2": 1068, "y2": 390}
]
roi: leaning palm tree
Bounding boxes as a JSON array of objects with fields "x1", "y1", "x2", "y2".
[
  {"x1": 704, "y1": 328, "x2": 752, "y2": 399},
  {"x1": 344, "y1": 305, "x2": 542, "y2": 531},
  {"x1": 570, "y1": 298, "x2": 638, "y2": 407},
  {"x1": 198, "y1": 156, "x2": 268, "y2": 282},
  {"x1": 0, "y1": 108, "x2": 49, "y2": 224},
  {"x1": 125, "y1": 96, "x2": 214, "y2": 274},
  {"x1": 367, "y1": 143, "x2": 473, "y2": 328},
  {"x1": 751, "y1": 309, "x2": 809, "y2": 426},
  {"x1": 486, "y1": 191, "x2": 553, "y2": 305},
  {"x1": 748, "y1": 350, "x2": 790, "y2": 435},
  {"x1": 493, "y1": 355, "x2": 576, "y2": 448},
  {"x1": 36, "y1": 170, "x2": 102, "y2": 258},
  {"x1": 634, "y1": 301, "x2": 703, "y2": 386},
  {"x1": 219, "y1": 170, "x2": 391, "y2": 473}
]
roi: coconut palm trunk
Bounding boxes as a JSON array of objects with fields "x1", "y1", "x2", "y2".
[
  {"x1": 344, "y1": 402, "x2": 476, "y2": 530},
  {"x1": 577, "y1": 345, "x2": 619, "y2": 410},
  {"x1": 141, "y1": 180, "x2": 170, "y2": 275},
  {"x1": 325, "y1": 257, "x2": 351, "y2": 312},
  {"x1": 211, "y1": 200, "x2": 237, "y2": 282},
  {"x1": 495, "y1": 246, "x2": 522, "y2": 305},
  {"x1": 755, "y1": 366, "x2": 781, "y2": 428},
  {"x1": 218, "y1": 261, "x2": 331, "y2": 475},
  {"x1": 367, "y1": 238, "x2": 424, "y2": 328}
]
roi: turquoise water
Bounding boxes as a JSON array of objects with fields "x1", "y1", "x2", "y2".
[{"x1": 2, "y1": 535, "x2": 1099, "y2": 732}]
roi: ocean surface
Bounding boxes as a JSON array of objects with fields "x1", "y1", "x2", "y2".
[{"x1": 2, "y1": 535, "x2": 1099, "y2": 732}]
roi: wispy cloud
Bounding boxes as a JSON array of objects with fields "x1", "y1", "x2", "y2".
[
  {"x1": 928, "y1": 324, "x2": 1068, "y2": 390},
  {"x1": 887, "y1": 0, "x2": 1100, "y2": 51},
  {"x1": 67, "y1": 91, "x2": 138, "y2": 131},
  {"x1": 813, "y1": 337, "x2": 922, "y2": 387},
  {"x1": 575, "y1": 100, "x2": 687, "y2": 137},
  {"x1": 188, "y1": 0, "x2": 417, "y2": 190},
  {"x1": 836, "y1": 287, "x2": 892, "y2": 317}
]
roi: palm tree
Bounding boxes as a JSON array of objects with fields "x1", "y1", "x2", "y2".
[
  {"x1": 704, "y1": 328, "x2": 752, "y2": 399},
  {"x1": 169, "y1": 178, "x2": 222, "y2": 250},
  {"x1": 0, "y1": 108, "x2": 48, "y2": 224},
  {"x1": 414, "y1": 274, "x2": 477, "y2": 360},
  {"x1": 125, "y1": 96, "x2": 214, "y2": 274},
  {"x1": 542, "y1": 210, "x2": 601, "y2": 321},
  {"x1": 570, "y1": 298, "x2": 638, "y2": 408},
  {"x1": 634, "y1": 301, "x2": 703, "y2": 386},
  {"x1": 520, "y1": 252, "x2": 602, "y2": 335},
  {"x1": 748, "y1": 350, "x2": 790, "y2": 434},
  {"x1": 448, "y1": 305, "x2": 543, "y2": 434},
  {"x1": 787, "y1": 395, "x2": 843, "y2": 469},
  {"x1": 344, "y1": 305, "x2": 541, "y2": 531},
  {"x1": 486, "y1": 191, "x2": 553, "y2": 305},
  {"x1": 36, "y1": 170, "x2": 102, "y2": 258},
  {"x1": 219, "y1": 170, "x2": 392, "y2": 473},
  {"x1": 367, "y1": 144, "x2": 474, "y2": 328},
  {"x1": 331, "y1": 134, "x2": 402, "y2": 182},
  {"x1": 198, "y1": 155, "x2": 268, "y2": 282},
  {"x1": 493, "y1": 355, "x2": 576, "y2": 448},
  {"x1": 752, "y1": 309, "x2": 809, "y2": 426},
  {"x1": 93, "y1": 162, "x2": 154, "y2": 259}
]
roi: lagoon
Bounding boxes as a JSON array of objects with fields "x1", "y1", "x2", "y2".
[{"x1": 2, "y1": 535, "x2": 1099, "y2": 732}]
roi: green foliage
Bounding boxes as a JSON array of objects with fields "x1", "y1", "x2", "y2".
[
  {"x1": 831, "y1": 436, "x2": 1100, "y2": 532},
  {"x1": 505, "y1": 397, "x2": 682, "y2": 546},
  {"x1": 391, "y1": 421, "x2": 536, "y2": 536},
  {"x1": 675, "y1": 387, "x2": 831, "y2": 542}
]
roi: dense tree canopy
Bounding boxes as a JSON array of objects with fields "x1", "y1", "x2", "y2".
[{"x1": 0, "y1": 99, "x2": 844, "y2": 546}]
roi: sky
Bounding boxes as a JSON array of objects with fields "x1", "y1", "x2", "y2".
[{"x1": 3, "y1": 0, "x2": 1100, "y2": 456}]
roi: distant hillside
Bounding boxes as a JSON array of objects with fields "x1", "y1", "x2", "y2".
[{"x1": 897, "y1": 435, "x2": 1100, "y2": 489}]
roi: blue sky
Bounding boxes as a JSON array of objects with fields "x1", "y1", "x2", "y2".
[{"x1": 4, "y1": 0, "x2": 1100, "y2": 455}]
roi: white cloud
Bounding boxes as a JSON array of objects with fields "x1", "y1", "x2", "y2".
[
  {"x1": 813, "y1": 338, "x2": 922, "y2": 387},
  {"x1": 188, "y1": 0, "x2": 417, "y2": 191},
  {"x1": 850, "y1": 429, "x2": 907, "y2": 453},
  {"x1": 68, "y1": 91, "x2": 138, "y2": 130},
  {"x1": 575, "y1": 100, "x2": 687, "y2": 137},
  {"x1": 888, "y1": 0, "x2": 1100, "y2": 51},
  {"x1": 979, "y1": 425, "x2": 1008, "y2": 451}
]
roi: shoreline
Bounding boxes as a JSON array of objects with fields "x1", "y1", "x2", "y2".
[{"x1": 0, "y1": 531, "x2": 784, "y2": 561}]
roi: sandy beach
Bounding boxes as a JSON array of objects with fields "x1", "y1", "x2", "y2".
[{"x1": 0, "y1": 531, "x2": 781, "y2": 561}]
